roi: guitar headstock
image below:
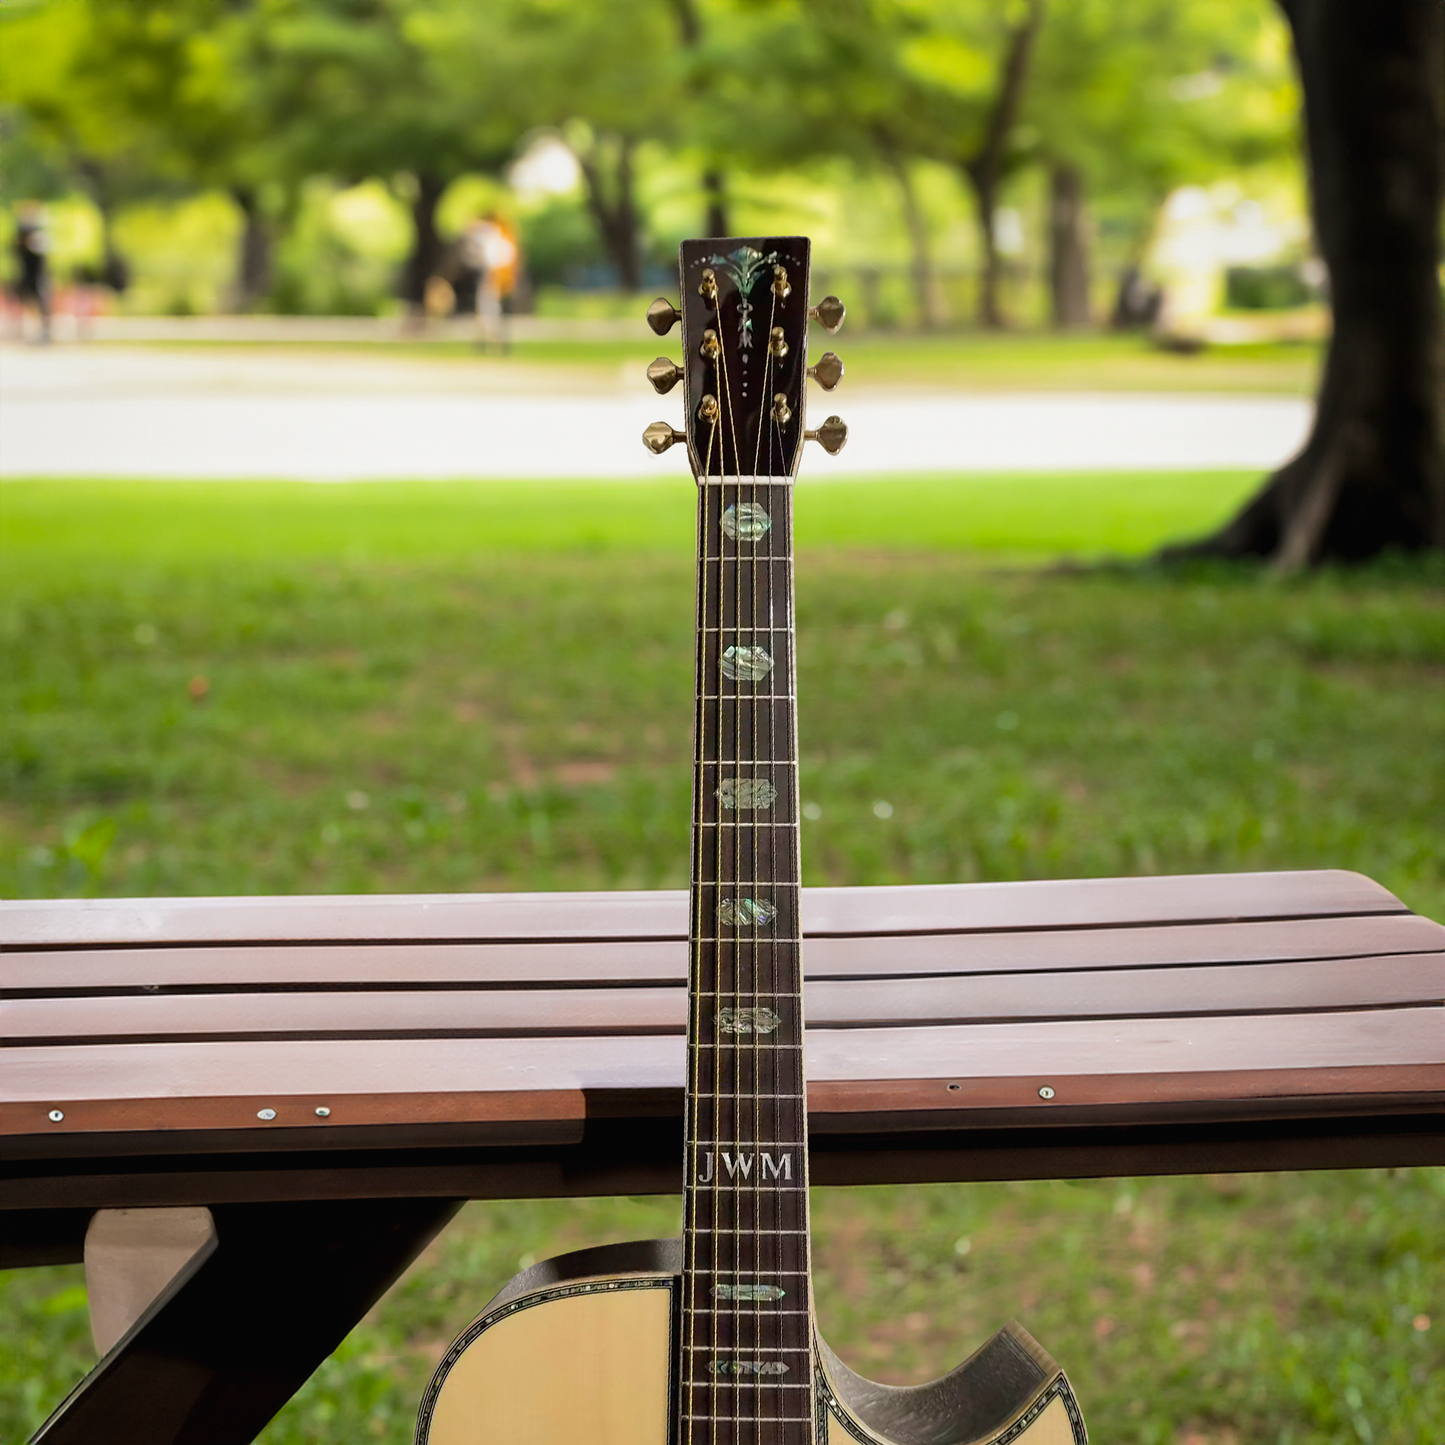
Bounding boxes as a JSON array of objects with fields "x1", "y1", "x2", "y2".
[{"x1": 643, "y1": 236, "x2": 846, "y2": 481}]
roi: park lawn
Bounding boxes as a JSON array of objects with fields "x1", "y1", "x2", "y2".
[
  {"x1": 120, "y1": 328, "x2": 1324, "y2": 394},
  {"x1": 2, "y1": 475, "x2": 1441, "y2": 1445}
]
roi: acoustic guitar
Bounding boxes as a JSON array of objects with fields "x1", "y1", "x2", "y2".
[{"x1": 416, "y1": 236, "x2": 1088, "y2": 1445}]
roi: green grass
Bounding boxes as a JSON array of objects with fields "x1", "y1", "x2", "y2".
[
  {"x1": 2, "y1": 476, "x2": 1441, "y2": 1444},
  {"x1": 119, "y1": 329, "x2": 1324, "y2": 394}
]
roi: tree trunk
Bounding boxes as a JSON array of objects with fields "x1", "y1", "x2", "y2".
[
  {"x1": 230, "y1": 187, "x2": 273, "y2": 313},
  {"x1": 702, "y1": 167, "x2": 730, "y2": 239},
  {"x1": 668, "y1": 0, "x2": 729, "y2": 238},
  {"x1": 1166, "y1": 0, "x2": 1443, "y2": 565},
  {"x1": 400, "y1": 171, "x2": 448, "y2": 310},
  {"x1": 888, "y1": 152, "x2": 942, "y2": 331},
  {"x1": 961, "y1": 0, "x2": 1045, "y2": 329},
  {"x1": 1048, "y1": 162, "x2": 1090, "y2": 328},
  {"x1": 576, "y1": 136, "x2": 642, "y2": 291}
]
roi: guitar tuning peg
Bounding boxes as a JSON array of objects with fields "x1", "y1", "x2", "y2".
[
  {"x1": 647, "y1": 357, "x2": 684, "y2": 394},
  {"x1": 808, "y1": 296, "x2": 846, "y2": 333},
  {"x1": 805, "y1": 415, "x2": 848, "y2": 455},
  {"x1": 807, "y1": 351, "x2": 844, "y2": 390},
  {"x1": 642, "y1": 421, "x2": 686, "y2": 455},
  {"x1": 646, "y1": 298, "x2": 681, "y2": 336}
]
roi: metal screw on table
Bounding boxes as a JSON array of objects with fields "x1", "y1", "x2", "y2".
[{"x1": 1038, "y1": 1086, "x2": 1055, "y2": 1100}]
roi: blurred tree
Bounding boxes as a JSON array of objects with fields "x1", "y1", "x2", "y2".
[
  {"x1": 699, "y1": 0, "x2": 1048, "y2": 329},
  {"x1": 245, "y1": 0, "x2": 525, "y2": 311},
  {"x1": 1025, "y1": 0, "x2": 1296, "y2": 329},
  {"x1": 1170, "y1": 0, "x2": 1443, "y2": 564},
  {"x1": 503, "y1": 0, "x2": 686, "y2": 290},
  {"x1": 671, "y1": 0, "x2": 730, "y2": 238},
  {"x1": 0, "y1": 1, "x2": 166, "y2": 294}
]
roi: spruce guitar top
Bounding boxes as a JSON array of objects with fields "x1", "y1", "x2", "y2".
[{"x1": 416, "y1": 237, "x2": 1087, "y2": 1445}]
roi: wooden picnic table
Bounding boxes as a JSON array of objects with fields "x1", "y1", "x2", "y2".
[{"x1": 3, "y1": 868, "x2": 1441, "y2": 1443}]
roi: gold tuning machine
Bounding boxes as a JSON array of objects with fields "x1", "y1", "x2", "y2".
[
  {"x1": 646, "y1": 298, "x2": 681, "y2": 336},
  {"x1": 807, "y1": 351, "x2": 844, "y2": 390},
  {"x1": 642, "y1": 421, "x2": 686, "y2": 455},
  {"x1": 808, "y1": 296, "x2": 846, "y2": 333},
  {"x1": 805, "y1": 415, "x2": 848, "y2": 455},
  {"x1": 647, "y1": 357, "x2": 684, "y2": 394}
]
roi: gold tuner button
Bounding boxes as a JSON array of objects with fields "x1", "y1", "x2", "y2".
[
  {"x1": 807, "y1": 351, "x2": 844, "y2": 390},
  {"x1": 647, "y1": 357, "x2": 684, "y2": 394},
  {"x1": 770, "y1": 393, "x2": 792, "y2": 425},
  {"x1": 646, "y1": 298, "x2": 681, "y2": 336},
  {"x1": 808, "y1": 296, "x2": 846, "y2": 333},
  {"x1": 768, "y1": 326, "x2": 788, "y2": 359},
  {"x1": 805, "y1": 415, "x2": 848, "y2": 455},
  {"x1": 772, "y1": 264, "x2": 791, "y2": 300},
  {"x1": 642, "y1": 421, "x2": 686, "y2": 455}
]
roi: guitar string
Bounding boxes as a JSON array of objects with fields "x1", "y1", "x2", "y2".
[
  {"x1": 692, "y1": 401, "x2": 719, "y2": 1445},
  {"x1": 712, "y1": 277, "x2": 744, "y2": 1442},
  {"x1": 778, "y1": 276, "x2": 809, "y2": 1427},
  {"x1": 756, "y1": 279, "x2": 781, "y2": 1439}
]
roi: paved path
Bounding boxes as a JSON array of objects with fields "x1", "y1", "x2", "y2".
[{"x1": 1, "y1": 345, "x2": 1312, "y2": 481}]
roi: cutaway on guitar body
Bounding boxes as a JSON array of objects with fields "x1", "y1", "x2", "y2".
[{"x1": 416, "y1": 1240, "x2": 1086, "y2": 1445}]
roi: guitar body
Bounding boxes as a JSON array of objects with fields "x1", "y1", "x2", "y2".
[{"x1": 417, "y1": 1241, "x2": 1087, "y2": 1445}]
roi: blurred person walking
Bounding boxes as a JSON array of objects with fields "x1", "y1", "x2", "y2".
[
  {"x1": 12, "y1": 202, "x2": 53, "y2": 344},
  {"x1": 461, "y1": 212, "x2": 518, "y2": 353}
]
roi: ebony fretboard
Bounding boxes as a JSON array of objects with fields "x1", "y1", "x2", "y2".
[{"x1": 681, "y1": 474, "x2": 813, "y2": 1445}]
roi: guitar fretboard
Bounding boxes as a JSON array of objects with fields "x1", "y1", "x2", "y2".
[{"x1": 682, "y1": 477, "x2": 813, "y2": 1443}]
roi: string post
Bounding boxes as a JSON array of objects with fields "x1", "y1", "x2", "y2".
[
  {"x1": 768, "y1": 326, "x2": 789, "y2": 359},
  {"x1": 770, "y1": 393, "x2": 792, "y2": 426}
]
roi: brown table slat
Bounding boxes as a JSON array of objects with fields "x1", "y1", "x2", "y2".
[
  {"x1": 6, "y1": 913, "x2": 1439, "y2": 994},
  {"x1": 5, "y1": 1064, "x2": 1436, "y2": 1148},
  {"x1": 0, "y1": 870, "x2": 1407, "y2": 949},
  {"x1": 5, "y1": 1007, "x2": 1441, "y2": 1111},
  {"x1": 6, "y1": 953, "x2": 1441, "y2": 1046}
]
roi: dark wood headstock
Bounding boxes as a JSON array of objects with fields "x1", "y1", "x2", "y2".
[
  {"x1": 644, "y1": 236, "x2": 845, "y2": 481},
  {"x1": 680, "y1": 237, "x2": 810, "y2": 479}
]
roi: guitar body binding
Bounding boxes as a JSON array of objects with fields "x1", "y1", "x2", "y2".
[{"x1": 416, "y1": 1240, "x2": 1086, "y2": 1445}]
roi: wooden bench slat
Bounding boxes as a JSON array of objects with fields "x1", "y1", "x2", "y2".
[
  {"x1": 0, "y1": 870, "x2": 1406, "y2": 949},
  {"x1": 4, "y1": 1064, "x2": 1437, "y2": 1155},
  {"x1": 6, "y1": 1007, "x2": 1440, "y2": 1110},
  {"x1": 6, "y1": 954, "x2": 1440, "y2": 1045},
  {"x1": 5, "y1": 914, "x2": 1438, "y2": 994}
]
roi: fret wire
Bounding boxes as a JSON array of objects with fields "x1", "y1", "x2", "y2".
[
  {"x1": 682, "y1": 1340, "x2": 809, "y2": 1352},
  {"x1": 691, "y1": 1042, "x2": 804, "y2": 1049}
]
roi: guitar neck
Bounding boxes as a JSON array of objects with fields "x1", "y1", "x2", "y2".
[{"x1": 682, "y1": 473, "x2": 813, "y2": 1430}]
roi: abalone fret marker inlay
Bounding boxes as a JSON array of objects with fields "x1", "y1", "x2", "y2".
[{"x1": 720, "y1": 644, "x2": 775, "y2": 681}]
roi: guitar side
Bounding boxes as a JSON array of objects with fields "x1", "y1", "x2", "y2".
[{"x1": 416, "y1": 1241, "x2": 1086, "y2": 1445}]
